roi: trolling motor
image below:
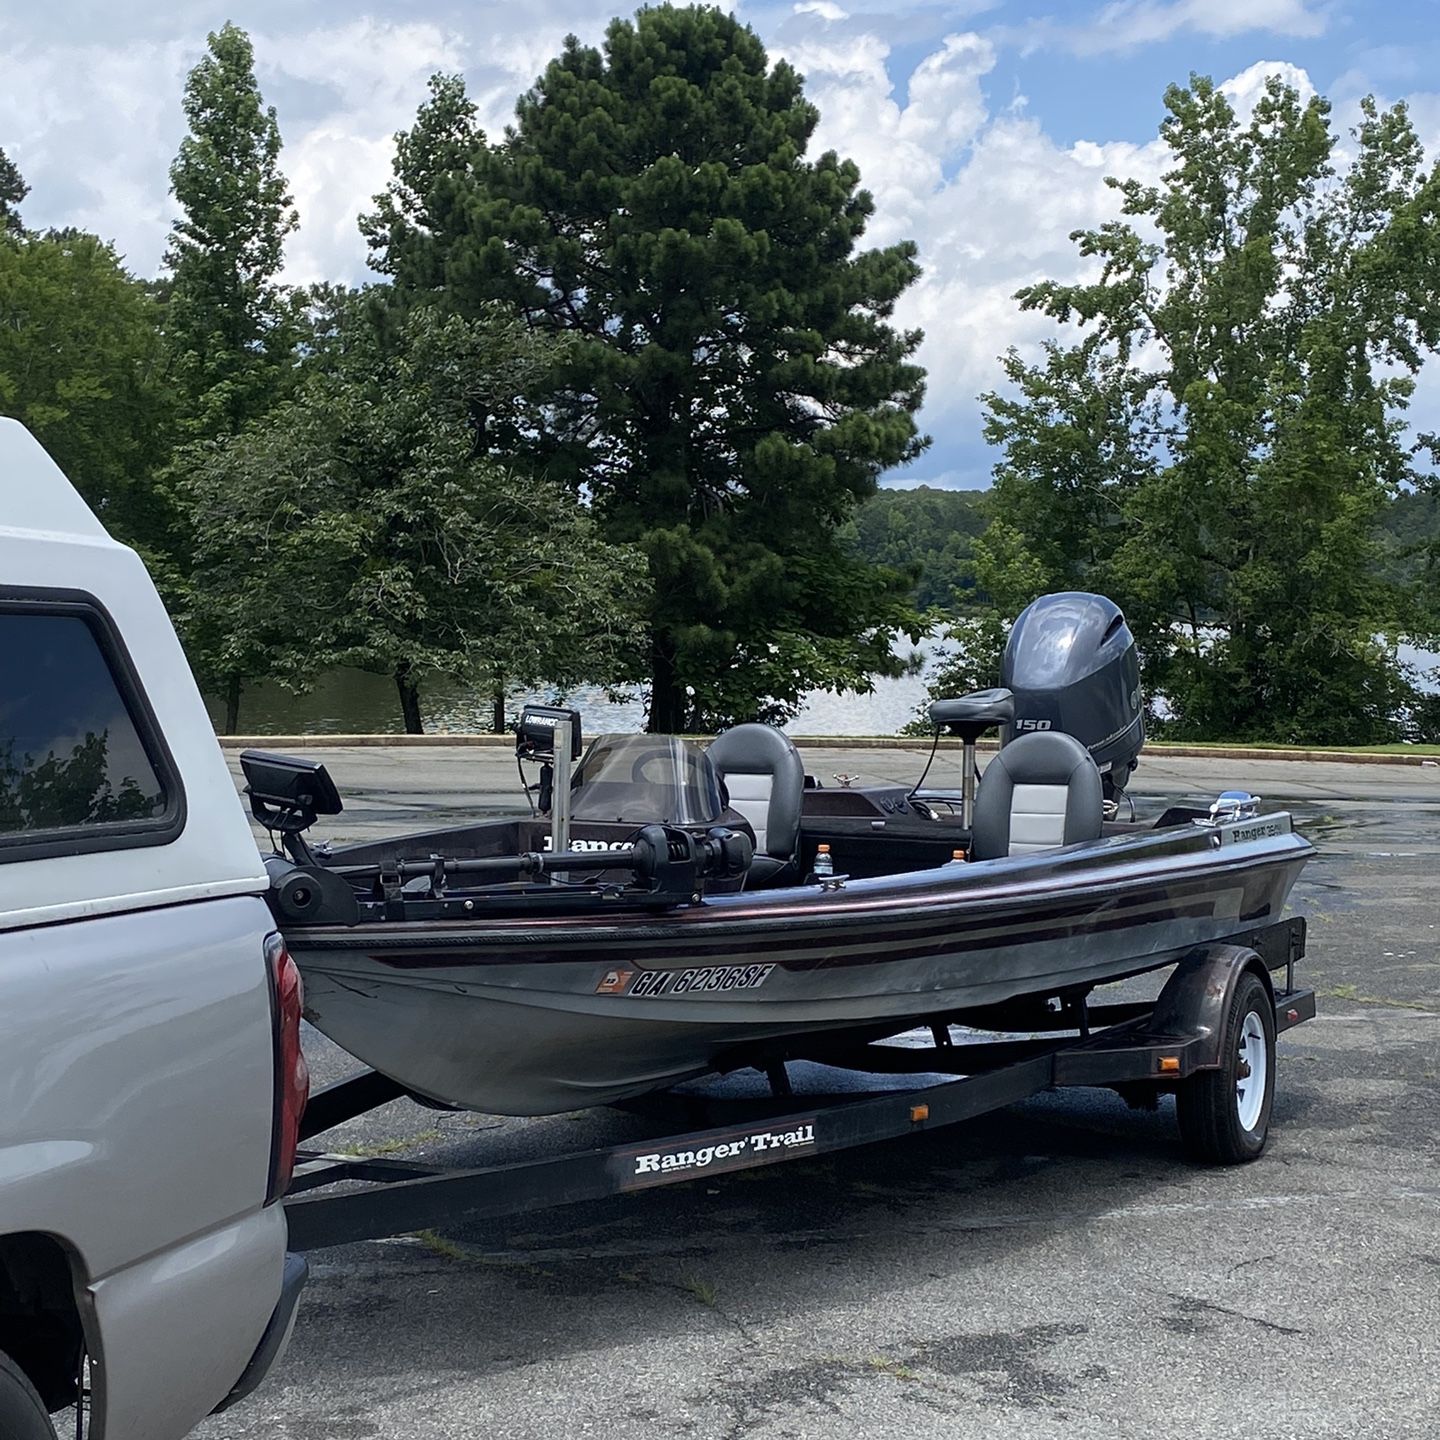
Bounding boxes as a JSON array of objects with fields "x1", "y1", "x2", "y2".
[
  {"x1": 314, "y1": 823, "x2": 753, "y2": 921},
  {"x1": 245, "y1": 738, "x2": 752, "y2": 928}
]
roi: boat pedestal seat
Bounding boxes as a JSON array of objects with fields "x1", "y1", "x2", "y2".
[
  {"x1": 928, "y1": 689, "x2": 1015, "y2": 828},
  {"x1": 928, "y1": 688, "x2": 1015, "y2": 743},
  {"x1": 707, "y1": 724, "x2": 805, "y2": 888},
  {"x1": 970, "y1": 730, "x2": 1104, "y2": 861}
]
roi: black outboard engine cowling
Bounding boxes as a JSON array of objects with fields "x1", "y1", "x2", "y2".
[{"x1": 1001, "y1": 592, "x2": 1144, "y2": 797}]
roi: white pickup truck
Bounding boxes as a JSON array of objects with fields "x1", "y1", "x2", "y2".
[{"x1": 0, "y1": 419, "x2": 307, "y2": 1439}]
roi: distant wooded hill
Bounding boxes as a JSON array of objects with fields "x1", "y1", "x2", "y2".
[
  {"x1": 1377, "y1": 490, "x2": 1440, "y2": 584},
  {"x1": 853, "y1": 485, "x2": 1438, "y2": 614},
  {"x1": 846, "y1": 486, "x2": 988, "y2": 610}
]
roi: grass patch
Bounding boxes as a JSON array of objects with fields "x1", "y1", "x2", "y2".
[
  {"x1": 1148, "y1": 741, "x2": 1440, "y2": 756},
  {"x1": 1319, "y1": 984, "x2": 1438, "y2": 1012},
  {"x1": 866, "y1": 1355, "x2": 922, "y2": 1381},
  {"x1": 334, "y1": 1127, "x2": 443, "y2": 1158},
  {"x1": 680, "y1": 1275, "x2": 718, "y2": 1307},
  {"x1": 414, "y1": 1229, "x2": 471, "y2": 1263}
]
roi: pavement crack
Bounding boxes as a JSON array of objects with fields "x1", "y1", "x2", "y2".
[
  {"x1": 1225, "y1": 1252, "x2": 1277, "y2": 1277},
  {"x1": 1168, "y1": 1293, "x2": 1307, "y2": 1337}
]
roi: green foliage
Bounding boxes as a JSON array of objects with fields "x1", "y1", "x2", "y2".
[
  {"x1": 185, "y1": 299, "x2": 649, "y2": 732},
  {"x1": 970, "y1": 76, "x2": 1440, "y2": 745},
  {"x1": 163, "y1": 22, "x2": 298, "y2": 437},
  {"x1": 847, "y1": 486, "x2": 988, "y2": 609},
  {"x1": 0, "y1": 230, "x2": 177, "y2": 556},
  {"x1": 0, "y1": 148, "x2": 27, "y2": 233},
  {"x1": 372, "y1": 6, "x2": 928, "y2": 730},
  {"x1": 361, "y1": 72, "x2": 482, "y2": 294}
]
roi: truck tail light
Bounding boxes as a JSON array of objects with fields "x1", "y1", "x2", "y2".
[{"x1": 266, "y1": 932, "x2": 310, "y2": 1202}]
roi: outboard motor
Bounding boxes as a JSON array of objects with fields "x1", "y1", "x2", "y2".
[{"x1": 1001, "y1": 592, "x2": 1144, "y2": 798}]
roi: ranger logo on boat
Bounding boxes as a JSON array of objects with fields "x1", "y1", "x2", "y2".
[{"x1": 608, "y1": 963, "x2": 775, "y2": 998}]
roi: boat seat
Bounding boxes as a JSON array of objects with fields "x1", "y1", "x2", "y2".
[
  {"x1": 970, "y1": 730, "x2": 1103, "y2": 861},
  {"x1": 707, "y1": 724, "x2": 805, "y2": 887}
]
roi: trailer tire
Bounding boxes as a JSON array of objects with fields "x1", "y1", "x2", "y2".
[
  {"x1": 1176, "y1": 969, "x2": 1275, "y2": 1165},
  {"x1": 0, "y1": 1350, "x2": 58, "y2": 1440}
]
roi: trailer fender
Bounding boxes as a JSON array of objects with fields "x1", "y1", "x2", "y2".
[{"x1": 1149, "y1": 945, "x2": 1275, "y2": 1072}]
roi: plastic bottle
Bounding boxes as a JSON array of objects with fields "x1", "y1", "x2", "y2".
[
  {"x1": 812, "y1": 843, "x2": 834, "y2": 878},
  {"x1": 945, "y1": 848, "x2": 967, "y2": 866}
]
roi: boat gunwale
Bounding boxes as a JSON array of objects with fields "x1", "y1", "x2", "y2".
[{"x1": 284, "y1": 824, "x2": 1313, "y2": 954}]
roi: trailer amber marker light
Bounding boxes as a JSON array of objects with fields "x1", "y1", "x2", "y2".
[
  {"x1": 910, "y1": 1104, "x2": 930, "y2": 1123},
  {"x1": 1158, "y1": 1056, "x2": 1181, "y2": 1074}
]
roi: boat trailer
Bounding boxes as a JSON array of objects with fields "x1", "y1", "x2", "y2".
[{"x1": 283, "y1": 918, "x2": 1314, "y2": 1252}]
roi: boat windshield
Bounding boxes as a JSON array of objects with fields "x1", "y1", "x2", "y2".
[{"x1": 570, "y1": 734, "x2": 725, "y2": 826}]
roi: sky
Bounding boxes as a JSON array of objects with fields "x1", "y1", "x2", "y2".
[{"x1": 2, "y1": 0, "x2": 1437, "y2": 490}]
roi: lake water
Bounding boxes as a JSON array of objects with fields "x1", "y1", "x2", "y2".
[
  {"x1": 208, "y1": 637, "x2": 1438, "y2": 738},
  {"x1": 207, "y1": 655, "x2": 951, "y2": 737}
]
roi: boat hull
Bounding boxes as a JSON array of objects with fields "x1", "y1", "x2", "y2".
[{"x1": 291, "y1": 815, "x2": 1313, "y2": 1115}]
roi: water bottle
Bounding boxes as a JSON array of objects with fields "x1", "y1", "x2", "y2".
[
  {"x1": 945, "y1": 848, "x2": 966, "y2": 866},
  {"x1": 812, "y1": 843, "x2": 834, "y2": 878}
]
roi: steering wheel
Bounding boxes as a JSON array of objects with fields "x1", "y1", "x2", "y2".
[{"x1": 629, "y1": 753, "x2": 679, "y2": 786}]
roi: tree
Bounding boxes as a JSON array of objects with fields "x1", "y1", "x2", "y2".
[
  {"x1": 163, "y1": 22, "x2": 298, "y2": 437},
  {"x1": 370, "y1": 6, "x2": 927, "y2": 731},
  {"x1": 186, "y1": 299, "x2": 648, "y2": 733},
  {"x1": 0, "y1": 148, "x2": 27, "y2": 232},
  {"x1": 360, "y1": 72, "x2": 482, "y2": 295},
  {"x1": 972, "y1": 76, "x2": 1440, "y2": 745},
  {"x1": 0, "y1": 230, "x2": 176, "y2": 557}
]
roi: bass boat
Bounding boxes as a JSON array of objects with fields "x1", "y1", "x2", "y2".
[{"x1": 256, "y1": 594, "x2": 1313, "y2": 1116}]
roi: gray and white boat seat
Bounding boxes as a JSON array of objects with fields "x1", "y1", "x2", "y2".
[
  {"x1": 707, "y1": 722, "x2": 807, "y2": 887},
  {"x1": 969, "y1": 729, "x2": 1105, "y2": 861}
]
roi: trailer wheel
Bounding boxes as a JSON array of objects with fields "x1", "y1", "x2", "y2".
[
  {"x1": 0, "y1": 1351, "x2": 58, "y2": 1440},
  {"x1": 1176, "y1": 969, "x2": 1275, "y2": 1165}
]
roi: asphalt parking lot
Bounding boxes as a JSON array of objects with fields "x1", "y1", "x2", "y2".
[{"x1": 200, "y1": 747, "x2": 1440, "y2": 1440}]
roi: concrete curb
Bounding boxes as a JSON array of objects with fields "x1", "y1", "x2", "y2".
[{"x1": 214, "y1": 733, "x2": 1439, "y2": 766}]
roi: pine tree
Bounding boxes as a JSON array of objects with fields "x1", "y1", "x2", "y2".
[{"x1": 370, "y1": 6, "x2": 927, "y2": 731}]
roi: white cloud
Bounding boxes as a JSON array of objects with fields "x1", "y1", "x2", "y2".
[
  {"x1": 253, "y1": 19, "x2": 467, "y2": 285},
  {"x1": 794, "y1": 1, "x2": 848, "y2": 21},
  {"x1": 779, "y1": 15, "x2": 1168, "y2": 481},
  {"x1": 1218, "y1": 58, "x2": 1317, "y2": 118},
  {"x1": 1104, "y1": 0, "x2": 1326, "y2": 45},
  {"x1": 782, "y1": 29, "x2": 995, "y2": 250},
  {"x1": 0, "y1": 6, "x2": 632, "y2": 285},
  {"x1": 0, "y1": 35, "x2": 196, "y2": 269},
  {"x1": 1011, "y1": 0, "x2": 1328, "y2": 58}
]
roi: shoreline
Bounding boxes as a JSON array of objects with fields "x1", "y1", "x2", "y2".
[{"x1": 215, "y1": 732, "x2": 1440, "y2": 766}]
